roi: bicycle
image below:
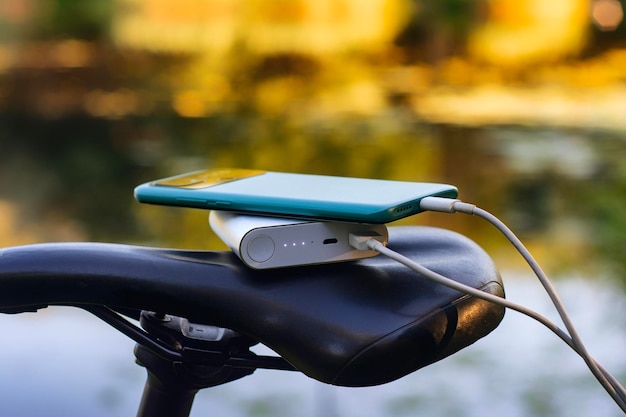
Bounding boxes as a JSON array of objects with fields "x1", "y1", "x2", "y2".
[{"x1": 0, "y1": 226, "x2": 504, "y2": 417}]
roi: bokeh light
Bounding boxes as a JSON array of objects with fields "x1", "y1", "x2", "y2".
[{"x1": 592, "y1": 0, "x2": 624, "y2": 31}]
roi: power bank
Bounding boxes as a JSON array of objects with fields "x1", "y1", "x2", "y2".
[{"x1": 209, "y1": 211, "x2": 388, "y2": 269}]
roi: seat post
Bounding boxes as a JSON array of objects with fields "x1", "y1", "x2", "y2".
[
  {"x1": 135, "y1": 365, "x2": 198, "y2": 417},
  {"x1": 133, "y1": 311, "x2": 258, "y2": 417}
]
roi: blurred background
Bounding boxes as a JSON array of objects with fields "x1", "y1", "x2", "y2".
[{"x1": 1, "y1": 1, "x2": 626, "y2": 416}]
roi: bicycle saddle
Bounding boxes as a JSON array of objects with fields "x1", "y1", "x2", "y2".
[{"x1": 0, "y1": 226, "x2": 504, "y2": 387}]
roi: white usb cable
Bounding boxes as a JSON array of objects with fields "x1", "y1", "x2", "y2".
[{"x1": 349, "y1": 197, "x2": 626, "y2": 413}]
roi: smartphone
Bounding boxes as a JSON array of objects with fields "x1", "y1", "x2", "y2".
[{"x1": 134, "y1": 168, "x2": 458, "y2": 224}]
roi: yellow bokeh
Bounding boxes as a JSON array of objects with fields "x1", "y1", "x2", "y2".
[
  {"x1": 469, "y1": 0, "x2": 589, "y2": 65},
  {"x1": 113, "y1": 0, "x2": 411, "y2": 55},
  {"x1": 242, "y1": 0, "x2": 410, "y2": 54},
  {"x1": 113, "y1": 0, "x2": 238, "y2": 53},
  {"x1": 172, "y1": 90, "x2": 209, "y2": 117}
]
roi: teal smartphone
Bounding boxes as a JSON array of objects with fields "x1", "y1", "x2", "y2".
[{"x1": 133, "y1": 168, "x2": 458, "y2": 224}]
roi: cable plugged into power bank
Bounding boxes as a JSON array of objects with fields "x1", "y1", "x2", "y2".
[
  {"x1": 350, "y1": 197, "x2": 626, "y2": 413},
  {"x1": 348, "y1": 231, "x2": 387, "y2": 251}
]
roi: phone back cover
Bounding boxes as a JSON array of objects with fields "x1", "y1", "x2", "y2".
[{"x1": 135, "y1": 172, "x2": 458, "y2": 223}]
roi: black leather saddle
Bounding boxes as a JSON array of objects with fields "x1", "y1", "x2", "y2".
[{"x1": 0, "y1": 226, "x2": 505, "y2": 387}]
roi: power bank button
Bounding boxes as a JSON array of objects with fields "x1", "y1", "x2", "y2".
[{"x1": 247, "y1": 235, "x2": 275, "y2": 263}]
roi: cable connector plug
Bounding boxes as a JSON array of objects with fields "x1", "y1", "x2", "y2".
[
  {"x1": 349, "y1": 232, "x2": 386, "y2": 251},
  {"x1": 420, "y1": 197, "x2": 476, "y2": 215}
]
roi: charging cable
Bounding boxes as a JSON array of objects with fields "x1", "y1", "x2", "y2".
[{"x1": 349, "y1": 197, "x2": 626, "y2": 413}]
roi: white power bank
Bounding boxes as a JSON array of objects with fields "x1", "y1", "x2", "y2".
[{"x1": 209, "y1": 211, "x2": 388, "y2": 269}]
